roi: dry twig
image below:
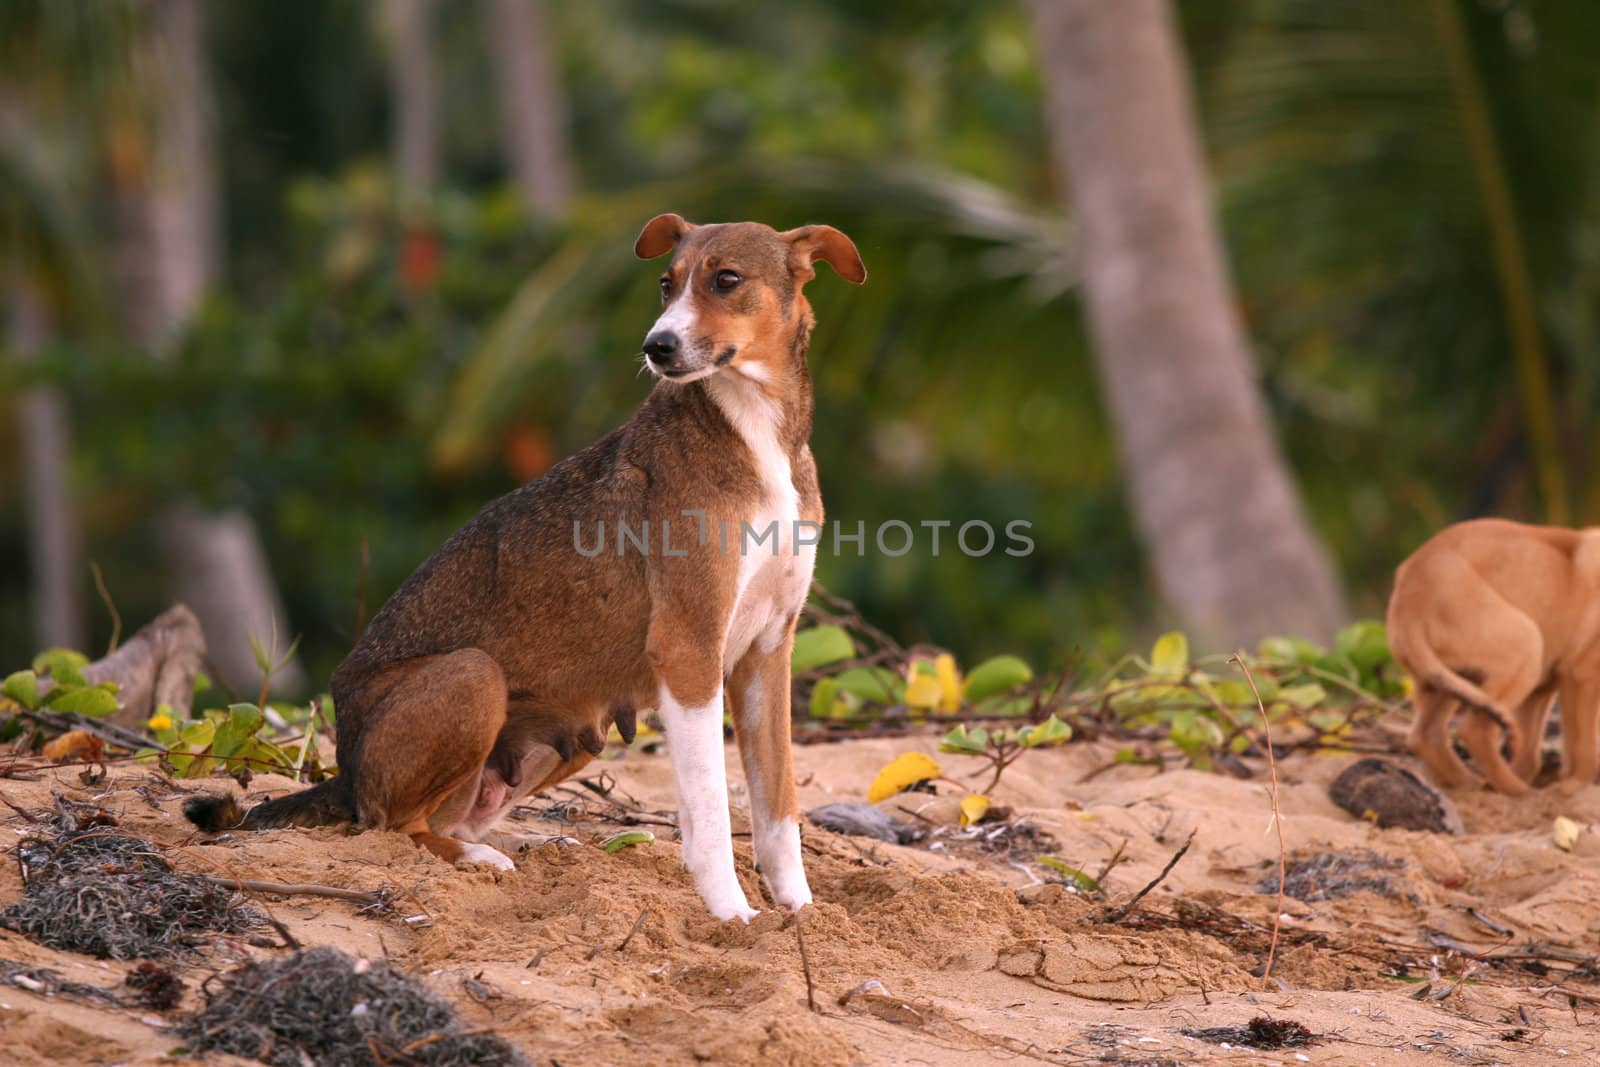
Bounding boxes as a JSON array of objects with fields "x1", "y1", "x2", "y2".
[
  {"x1": 1102, "y1": 830, "x2": 1195, "y2": 922},
  {"x1": 1233, "y1": 651, "x2": 1287, "y2": 981}
]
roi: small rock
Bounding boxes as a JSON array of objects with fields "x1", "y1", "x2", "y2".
[
  {"x1": 1328, "y1": 758, "x2": 1463, "y2": 834},
  {"x1": 806, "y1": 803, "x2": 920, "y2": 844}
]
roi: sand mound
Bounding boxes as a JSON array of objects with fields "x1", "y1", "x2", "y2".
[{"x1": 0, "y1": 734, "x2": 1594, "y2": 1064}]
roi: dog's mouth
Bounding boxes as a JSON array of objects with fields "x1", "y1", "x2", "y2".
[{"x1": 646, "y1": 344, "x2": 738, "y2": 382}]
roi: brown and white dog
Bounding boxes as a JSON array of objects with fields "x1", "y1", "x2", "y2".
[
  {"x1": 186, "y1": 215, "x2": 866, "y2": 921},
  {"x1": 1387, "y1": 517, "x2": 1600, "y2": 795}
]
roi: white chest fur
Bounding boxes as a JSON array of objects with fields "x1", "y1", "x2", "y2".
[{"x1": 710, "y1": 374, "x2": 816, "y2": 669}]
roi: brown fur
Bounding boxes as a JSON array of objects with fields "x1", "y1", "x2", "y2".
[
  {"x1": 1387, "y1": 518, "x2": 1600, "y2": 794},
  {"x1": 186, "y1": 216, "x2": 865, "y2": 894}
]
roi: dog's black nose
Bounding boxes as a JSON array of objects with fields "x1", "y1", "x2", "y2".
[{"x1": 643, "y1": 331, "x2": 680, "y2": 363}]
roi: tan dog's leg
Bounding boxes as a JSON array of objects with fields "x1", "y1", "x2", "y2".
[
  {"x1": 1559, "y1": 676, "x2": 1600, "y2": 783},
  {"x1": 352, "y1": 649, "x2": 513, "y2": 869},
  {"x1": 727, "y1": 623, "x2": 810, "y2": 911},
  {"x1": 1456, "y1": 655, "x2": 1540, "y2": 796},
  {"x1": 1408, "y1": 689, "x2": 1477, "y2": 788},
  {"x1": 1511, "y1": 685, "x2": 1558, "y2": 784}
]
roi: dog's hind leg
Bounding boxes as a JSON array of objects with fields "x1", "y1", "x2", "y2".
[
  {"x1": 1456, "y1": 660, "x2": 1540, "y2": 797},
  {"x1": 1558, "y1": 676, "x2": 1600, "y2": 784},
  {"x1": 1407, "y1": 688, "x2": 1478, "y2": 789},
  {"x1": 1511, "y1": 684, "x2": 1558, "y2": 784},
  {"x1": 351, "y1": 649, "x2": 512, "y2": 869},
  {"x1": 727, "y1": 624, "x2": 810, "y2": 911}
]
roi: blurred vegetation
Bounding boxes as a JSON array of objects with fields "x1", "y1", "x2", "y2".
[{"x1": 5, "y1": 0, "x2": 1600, "y2": 687}]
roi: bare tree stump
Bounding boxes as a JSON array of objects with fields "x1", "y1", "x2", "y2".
[{"x1": 44, "y1": 605, "x2": 209, "y2": 730}]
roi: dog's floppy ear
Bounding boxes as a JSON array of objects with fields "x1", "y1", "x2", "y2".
[
  {"x1": 634, "y1": 213, "x2": 694, "y2": 259},
  {"x1": 783, "y1": 224, "x2": 867, "y2": 285}
]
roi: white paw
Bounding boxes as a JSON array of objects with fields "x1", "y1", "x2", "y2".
[
  {"x1": 708, "y1": 899, "x2": 760, "y2": 924},
  {"x1": 771, "y1": 884, "x2": 813, "y2": 912},
  {"x1": 457, "y1": 842, "x2": 515, "y2": 871}
]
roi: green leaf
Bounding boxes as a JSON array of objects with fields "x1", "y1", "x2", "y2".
[
  {"x1": 791, "y1": 625, "x2": 855, "y2": 673},
  {"x1": 174, "y1": 719, "x2": 218, "y2": 777},
  {"x1": 602, "y1": 830, "x2": 655, "y2": 853},
  {"x1": 1038, "y1": 856, "x2": 1102, "y2": 894},
  {"x1": 242, "y1": 737, "x2": 294, "y2": 773},
  {"x1": 31, "y1": 648, "x2": 88, "y2": 688},
  {"x1": 1150, "y1": 632, "x2": 1189, "y2": 678},
  {"x1": 3, "y1": 670, "x2": 40, "y2": 711},
  {"x1": 1336, "y1": 619, "x2": 1391, "y2": 672},
  {"x1": 1019, "y1": 714, "x2": 1072, "y2": 748},
  {"x1": 1310, "y1": 653, "x2": 1359, "y2": 683},
  {"x1": 831, "y1": 666, "x2": 903, "y2": 703},
  {"x1": 962, "y1": 655, "x2": 1034, "y2": 702},
  {"x1": 43, "y1": 685, "x2": 120, "y2": 718},
  {"x1": 1277, "y1": 683, "x2": 1328, "y2": 710},
  {"x1": 938, "y1": 724, "x2": 988, "y2": 755},
  {"x1": 809, "y1": 677, "x2": 839, "y2": 719},
  {"x1": 1257, "y1": 636, "x2": 1323, "y2": 665},
  {"x1": 212, "y1": 704, "x2": 266, "y2": 758}
]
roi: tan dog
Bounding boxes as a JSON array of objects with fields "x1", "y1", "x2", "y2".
[
  {"x1": 186, "y1": 215, "x2": 866, "y2": 921},
  {"x1": 1387, "y1": 518, "x2": 1600, "y2": 795}
]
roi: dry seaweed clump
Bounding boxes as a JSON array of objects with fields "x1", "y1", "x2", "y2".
[
  {"x1": 1255, "y1": 848, "x2": 1411, "y2": 903},
  {"x1": 0, "y1": 800, "x2": 261, "y2": 959},
  {"x1": 1184, "y1": 1015, "x2": 1317, "y2": 1049},
  {"x1": 180, "y1": 947, "x2": 527, "y2": 1067}
]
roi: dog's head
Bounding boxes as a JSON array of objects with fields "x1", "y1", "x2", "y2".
[{"x1": 633, "y1": 215, "x2": 865, "y2": 383}]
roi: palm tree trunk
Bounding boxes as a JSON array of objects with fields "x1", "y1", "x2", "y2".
[
  {"x1": 485, "y1": 0, "x2": 572, "y2": 220},
  {"x1": 10, "y1": 277, "x2": 84, "y2": 651},
  {"x1": 1031, "y1": 0, "x2": 1347, "y2": 648},
  {"x1": 124, "y1": 0, "x2": 303, "y2": 693},
  {"x1": 386, "y1": 0, "x2": 440, "y2": 209}
]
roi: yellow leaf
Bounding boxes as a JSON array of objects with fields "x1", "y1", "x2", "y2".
[
  {"x1": 147, "y1": 712, "x2": 174, "y2": 732},
  {"x1": 959, "y1": 794, "x2": 990, "y2": 827},
  {"x1": 1554, "y1": 816, "x2": 1583, "y2": 852},
  {"x1": 42, "y1": 730, "x2": 95, "y2": 762},
  {"x1": 934, "y1": 653, "x2": 962, "y2": 713},
  {"x1": 904, "y1": 674, "x2": 943, "y2": 709},
  {"x1": 1400, "y1": 675, "x2": 1415, "y2": 698},
  {"x1": 868, "y1": 752, "x2": 942, "y2": 803}
]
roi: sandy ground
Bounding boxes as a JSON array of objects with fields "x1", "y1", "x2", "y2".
[{"x1": 0, "y1": 730, "x2": 1598, "y2": 1066}]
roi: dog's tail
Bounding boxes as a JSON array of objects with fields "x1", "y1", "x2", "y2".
[
  {"x1": 184, "y1": 776, "x2": 356, "y2": 833},
  {"x1": 1393, "y1": 627, "x2": 1520, "y2": 752}
]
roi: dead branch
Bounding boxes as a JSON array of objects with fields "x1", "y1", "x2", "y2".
[{"x1": 1101, "y1": 830, "x2": 1195, "y2": 922}]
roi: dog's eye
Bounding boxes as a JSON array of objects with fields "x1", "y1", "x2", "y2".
[
  {"x1": 714, "y1": 270, "x2": 742, "y2": 291},
  {"x1": 658, "y1": 276, "x2": 672, "y2": 298}
]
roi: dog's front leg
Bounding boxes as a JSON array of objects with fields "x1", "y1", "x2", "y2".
[
  {"x1": 728, "y1": 621, "x2": 810, "y2": 910},
  {"x1": 657, "y1": 676, "x2": 755, "y2": 922}
]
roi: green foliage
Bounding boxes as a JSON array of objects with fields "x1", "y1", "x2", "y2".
[
  {"x1": 962, "y1": 655, "x2": 1034, "y2": 702},
  {"x1": 1, "y1": 640, "x2": 330, "y2": 780},
  {"x1": 1101, "y1": 622, "x2": 1402, "y2": 771},
  {"x1": 791, "y1": 625, "x2": 855, "y2": 674},
  {"x1": 139, "y1": 701, "x2": 320, "y2": 781},
  {"x1": 1037, "y1": 856, "x2": 1102, "y2": 896},
  {"x1": 1, "y1": 649, "x2": 119, "y2": 718},
  {"x1": 937, "y1": 713, "x2": 1072, "y2": 792},
  {"x1": 601, "y1": 830, "x2": 655, "y2": 853},
  {"x1": 799, "y1": 638, "x2": 1040, "y2": 723}
]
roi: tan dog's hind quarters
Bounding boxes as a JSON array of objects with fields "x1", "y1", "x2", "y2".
[
  {"x1": 186, "y1": 216, "x2": 866, "y2": 922},
  {"x1": 1386, "y1": 518, "x2": 1600, "y2": 795}
]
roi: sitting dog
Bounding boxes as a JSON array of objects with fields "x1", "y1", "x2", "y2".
[
  {"x1": 1386, "y1": 517, "x2": 1600, "y2": 794},
  {"x1": 186, "y1": 214, "x2": 866, "y2": 921}
]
